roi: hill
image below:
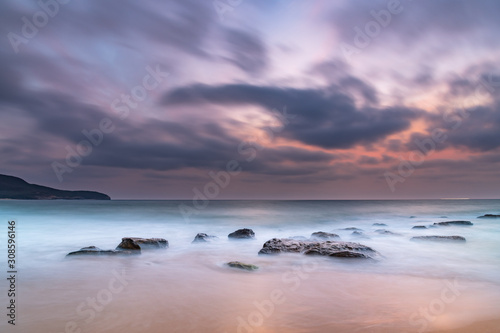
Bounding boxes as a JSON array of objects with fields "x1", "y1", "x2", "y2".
[{"x1": 0, "y1": 174, "x2": 110, "y2": 200}]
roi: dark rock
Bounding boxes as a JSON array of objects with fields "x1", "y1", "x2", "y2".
[
  {"x1": 372, "y1": 223, "x2": 387, "y2": 226},
  {"x1": 116, "y1": 237, "x2": 168, "y2": 250},
  {"x1": 478, "y1": 214, "x2": 500, "y2": 218},
  {"x1": 433, "y1": 221, "x2": 473, "y2": 226},
  {"x1": 339, "y1": 227, "x2": 363, "y2": 231},
  {"x1": 411, "y1": 236, "x2": 466, "y2": 242},
  {"x1": 258, "y1": 238, "x2": 380, "y2": 260},
  {"x1": 310, "y1": 231, "x2": 341, "y2": 240},
  {"x1": 192, "y1": 233, "x2": 218, "y2": 243},
  {"x1": 67, "y1": 246, "x2": 136, "y2": 256},
  {"x1": 226, "y1": 261, "x2": 259, "y2": 271},
  {"x1": 412, "y1": 225, "x2": 428, "y2": 229},
  {"x1": 351, "y1": 231, "x2": 370, "y2": 239},
  {"x1": 288, "y1": 236, "x2": 309, "y2": 240},
  {"x1": 375, "y1": 229, "x2": 401, "y2": 236},
  {"x1": 440, "y1": 216, "x2": 448, "y2": 218},
  {"x1": 410, "y1": 216, "x2": 416, "y2": 218},
  {"x1": 228, "y1": 228, "x2": 255, "y2": 239}
]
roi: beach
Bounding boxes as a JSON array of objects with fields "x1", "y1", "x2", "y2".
[{"x1": 1, "y1": 200, "x2": 499, "y2": 332}]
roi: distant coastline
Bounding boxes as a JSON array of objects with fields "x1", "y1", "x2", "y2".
[{"x1": 0, "y1": 174, "x2": 110, "y2": 200}]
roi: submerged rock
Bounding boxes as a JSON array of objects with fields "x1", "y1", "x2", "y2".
[
  {"x1": 310, "y1": 231, "x2": 341, "y2": 240},
  {"x1": 375, "y1": 229, "x2": 401, "y2": 236},
  {"x1": 412, "y1": 225, "x2": 428, "y2": 229},
  {"x1": 258, "y1": 238, "x2": 380, "y2": 259},
  {"x1": 116, "y1": 237, "x2": 168, "y2": 250},
  {"x1": 67, "y1": 246, "x2": 136, "y2": 256},
  {"x1": 192, "y1": 233, "x2": 218, "y2": 243},
  {"x1": 478, "y1": 214, "x2": 500, "y2": 218},
  {"x1": 433, "y1": 221, "x2": 473, "y2": 226},
  {"x1": 226, "y1": 261, "x2": 259, "y2": 271},
  {"x1": 372, "y1": 223, "x2": 387, "y2": 226},
  {"x1": 289, "y1": 236, "x2": 309, "y2": 240},
  {"x1": 339, "y1": 227, "x2": 363, "y2": 231},
  {"x1": 351, "y1": 231, "x2": 370, "y2": 239},
  {"x1": 228, "y1": 228, "x2": 255, "y2": 239},
  {"x1": 411, "y1": 236, "x2": 466, "y2": 242}
]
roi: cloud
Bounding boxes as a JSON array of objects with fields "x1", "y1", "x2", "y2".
[
  {"x1": 329, "y1": 0, "x2": 500, "y2": 49},
  {"x1": 163, "y1": 83, "x2": 419, "y2": 149},
  {"x1": 222, "y1": 28, "x2": 268, "y2": 74}
]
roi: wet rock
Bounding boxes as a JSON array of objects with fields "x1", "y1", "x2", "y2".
[
  {"x1": 310, "y1": 231, "x2": 341, "y2": 240},
  {"x1": 410, "y1": 216, "x2": 416, "y2": 218},
  {"x1": 258, "y1": 238, "x2": 380, "y2": 260},
  {"x1": 192, "y1": 233, "x2": 218, "y2": 243},
  {"x1": 375, "y1": 229, "x2": 401, "y2": 236},
  {"x1": 67, "y1": 246, "x2": 136, "y2": 256},
  {"x1": 226, "y1": 261, "x2": 259, "y2": 271},
  {"x1": 411, "y1": 236, "x2": 466, "y2": 242},
  {"x1": 116, "y1": 237, "x2": 168, "y2": 250},
  {"x1": 228, "y1": 228, "x2": 255, "y2": 239},
  {"x1": 289, "y1": 236, "x2": 309, "y2": 240},
  {"x1": 412, "y1": 225, "x2": 428, "y2": 229},
  {"x1": 478, "y1": 214, "x2": 500, "y2": 218},
  {"x1": 351, "y1": 231, "x2": 370, "y2": 239},
  {"x1": 372, "y1": 223, "x2": 387, "y2": 226},
  {"x1": 339, "y1": 227, "x2": 363, "y2": 231},
  {"x1": 433, "y1": 221, "x2": 473, "y2": 226}
]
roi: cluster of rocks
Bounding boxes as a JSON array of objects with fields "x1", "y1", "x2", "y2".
[
  {"x1": 67, "y1": 237, "x2": 168, "y2": 256},
  {"x1": 67, "y1": 214, "x2": 486, "y2": 269},
  {"x1": 407, "y1": 219, "x2": 477, "y2": 242},
  {"x1": 258, "y1": 238, "x2": 380, "y2": 259}
]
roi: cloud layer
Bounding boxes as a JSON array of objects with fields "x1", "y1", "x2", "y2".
[{"x1": 0, "y1": 0, "x2": 499, "y2": 199}]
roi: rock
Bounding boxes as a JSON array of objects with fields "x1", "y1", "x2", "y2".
[
  {"x1": 116, "y1": 237, "x2": 168, "y2": 250},
  {"x1": 67, "y1": 246, "x2": 136, "y2": 256},
  {"x1": 228, "y1": 228, "x2": 255, "y2": 239},
  {"x1": 351, "y1": 231, "x2": 370, "y2": 239},
  {"x1": 412, "y1": 225, "x2": 428, "y2": 229},
  {"x1": 339, "y1": 227, "x2": 363, "y2": 231},
  {"x1": 372, "y1": 223, "x2": 387, "y2": 226},
  {"x1": 310, "y1": 231, "x2": 341, "y2": 240},
  {"x1": 288, "y1": 236, "x2": 309, "y2": 240},
  {"x1": 258, "y1": 238, "x2": 380, "y2": 260},
  {"x1": 478, "y1": 214, "x2": 500, "y2": 218},
  {"x1": 226, "y1": 261, "x2": 259, "y2": 271},
  {"x1": 410, "y1": 216, "x2": 416, "y2": 218},
  {"x1": 433, "y1": 221, "x2": 473, "y2": 226},
  {"x1": 192, "y1": 233, "x2": 218, "y2": 243},
  {"x1": 375, "y1": 229, "x2": 401, "y2": 236},
  {"x1": 411, "y1": 236, "x2": 466, "y2": 242}
]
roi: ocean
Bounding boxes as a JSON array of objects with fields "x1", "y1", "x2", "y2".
[{"x1": 0, "y1": 199, "x2": 499, "y2": 333}]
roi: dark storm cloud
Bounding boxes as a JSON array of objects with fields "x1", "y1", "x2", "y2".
[
  {"x1": 222, "y1": 28, "x2": 268, "y2": 74},
  {"x1": 338, "y1": 76, "x2": 379, "y2": 105},
  {"x1": 406, "y1": 102, "x2": 500, "y2": 153},
  {"x1": 163, "y1": 83, "x2": 419, "y2": 149}
]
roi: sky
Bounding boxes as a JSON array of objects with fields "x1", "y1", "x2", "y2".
[{"x1": 0, "y1": 0, "x2": 499, "y2": 200}]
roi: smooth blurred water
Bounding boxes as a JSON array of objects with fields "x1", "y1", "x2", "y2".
[{"x1": 0, "y1": 199, "x2": 499, "y2": 332}]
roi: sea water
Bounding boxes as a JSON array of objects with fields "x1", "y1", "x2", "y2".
[{"x1": 0, "y1": 200, "x2": 499, "y2": 333}]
